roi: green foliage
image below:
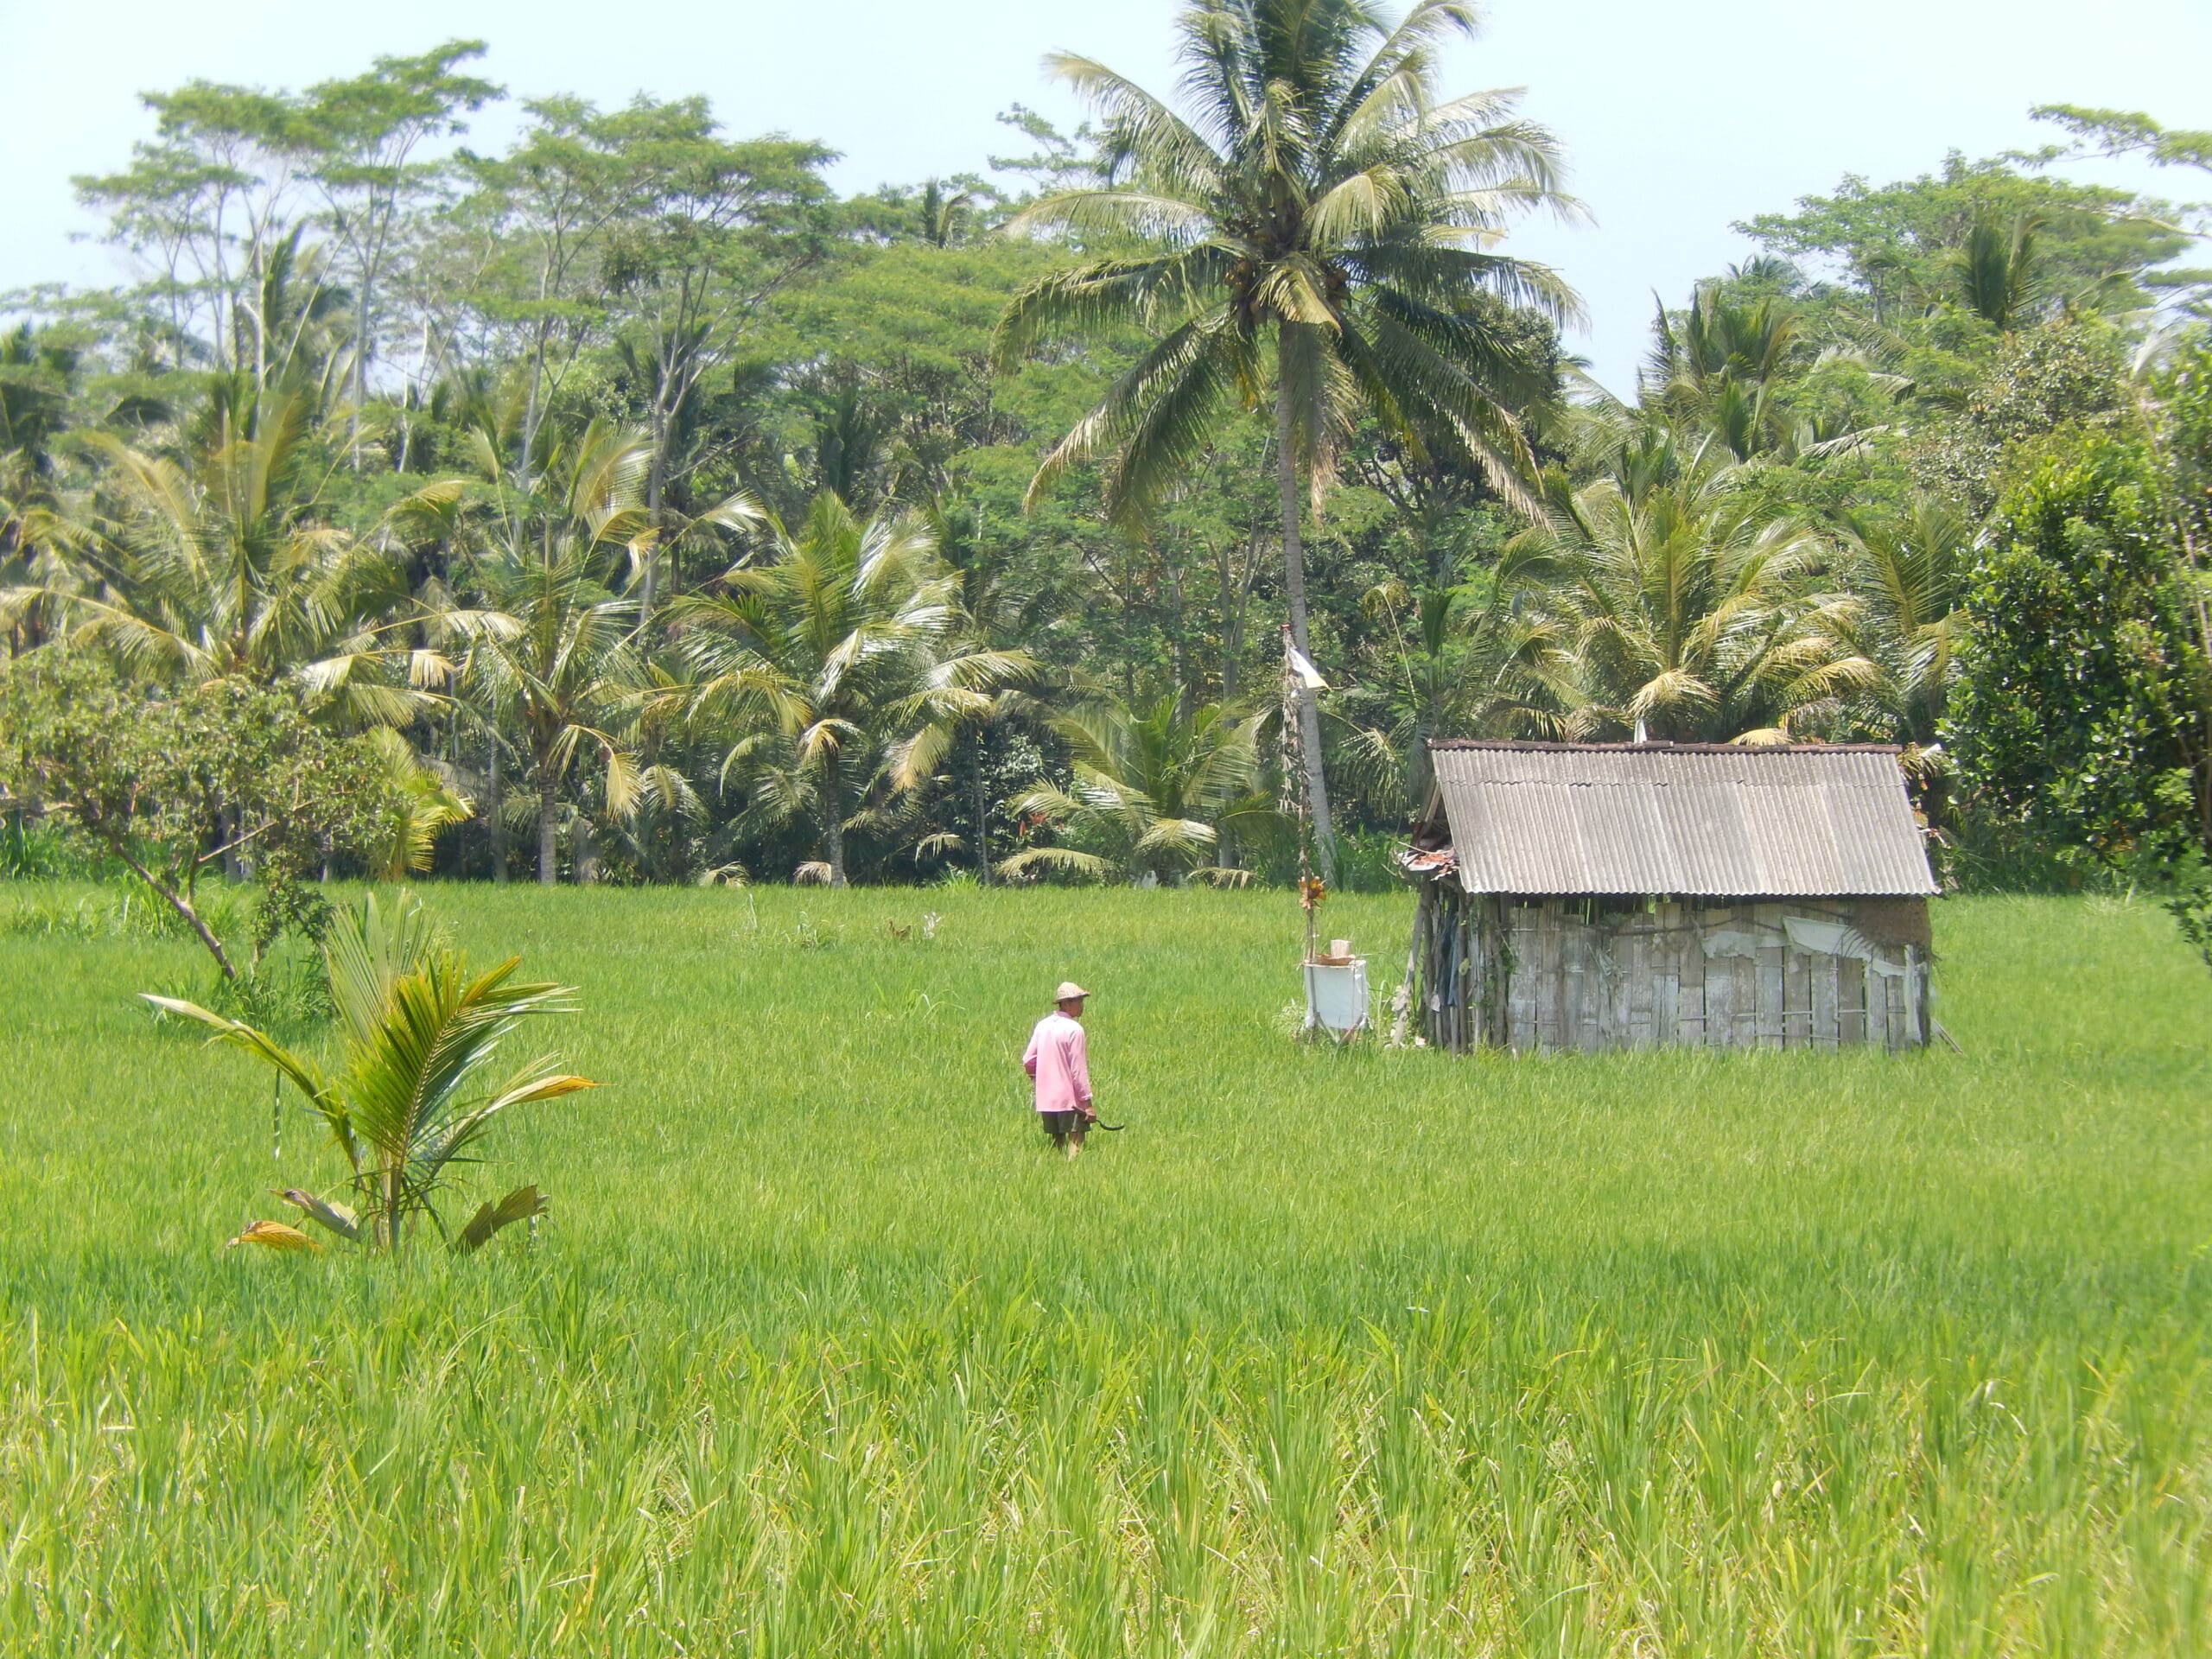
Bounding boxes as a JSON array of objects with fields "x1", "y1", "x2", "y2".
[
  {"x1": 677, "y1": 493, "x2": 1031, "y2": 885},
  {"x1": 0, "y1": 812, "x2": 101, "y2": 880},
  {"x1": 1836, "y1": 493, "x2": 1974, "y2": 750},
  {"x1": 1519, "y1": 445, "x2": 1874, "y2": 741},
  {"x1": 1, "y1": 881, "x2": 240, "y2": 939},
  {"x1": 1000, "y1": 693, "x2": 1275, "y2": 885},
  {"x1": 2164, "y1": 880, "x2": 2212, "y2": 975},
  {"x1": 2030, "y1": 104, "x2": 2212, "y2": 317},
  {"x1": 1946, "y1": 438, "x2": 2207, "y2": 869},
  {"x1": 1912, "y1": 319, "x2": 2131, "y2": 516},
  {"x1": 147, "y1": 888, "x2": 590, "y2": 1255},
  {"x1": 13, "y1": 22, "x2": 2211, "y2": 893},
  {"x1": 437, "y1": 416, "x2": 708, "y2": 883},
  {"x1": 1737, "y1": 151, "x2": 2190, "y2": 327},
  {"x1": 0, "y1": 651, "x2": 407, "y2": 976},
  {"x1": 4, "y1": 885, "x2": 2212, "y2": 1649}
]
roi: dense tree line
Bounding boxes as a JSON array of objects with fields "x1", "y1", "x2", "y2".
[{"x1": 3, "y1": 2, "x2": 2209, "y2": 925}]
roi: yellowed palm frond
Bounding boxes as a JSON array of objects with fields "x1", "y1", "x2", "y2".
[{"x1": 227, "y1": 1220, "x2": 321, "y2": 1255}]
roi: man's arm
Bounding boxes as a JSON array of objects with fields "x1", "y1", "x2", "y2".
[
  {"x1": 1069, "y1": 1027, "x2": 1093, "y2": 1109},
  {"x1": 1022, "y1": 1028, "x2": 1039, "y2": 1079}
]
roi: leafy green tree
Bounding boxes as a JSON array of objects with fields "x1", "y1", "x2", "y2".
[
  {"x1": 1738, "y1": 152, "x2": 2189, "y2": 328},
  {"x1": 2031, "y1": 105, "x2": 2212, "y2": 318},
  {"x1": 149, "y1": 889, "x2": 590, "y2": 1256},
  {"x1": 1911, "y1": 320, "x2": 2130, "y2": 516},
  {"x1": 0, "y1": 651, "x2": 406, "y2": 978},
  {"x1": 677, "y1": 493, "x2": 1026, "y2": 885},
  {"x1": 995, "y1": 0, "x2": 1578, "y2": 879},
  {"x1": 436, "y1": 96, "x2": 688, "y2": 490},
  {"x1": 73, "y1": 79, "x2": 316, "y2": 380},
  {"x1": 1001, "y1": 693, "x2": 1274, "y2": 885},
  {"x1": 0, "y1": 330, "x2": 79, "y2": 654},
  {"x1": 302, "y1": 41, "x2": 502, "y2": 465},
  {"x1": 1946, "y1": 437, "x2": 2209, "y2": 871},
  {"x1": 594, "y1": 99, "x2": 831, "y2": 620}
]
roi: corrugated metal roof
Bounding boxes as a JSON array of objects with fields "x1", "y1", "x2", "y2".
[{"x1": 1422, "y1": 741, "x2": 1938, "y2": 898}]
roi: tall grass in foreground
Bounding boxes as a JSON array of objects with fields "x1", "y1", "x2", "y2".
[{"x1": 1, "y1": 885, "x2": 2209, "y2": 1654}]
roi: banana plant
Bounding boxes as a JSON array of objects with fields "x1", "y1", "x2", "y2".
[{"x1": 149, "y1": 890, "x2": 594, "y2": 1256}]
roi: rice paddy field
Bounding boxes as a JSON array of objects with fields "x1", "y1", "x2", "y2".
[{"x1": 2, "y1": 881, "x2": 2210, "y2": 1656}]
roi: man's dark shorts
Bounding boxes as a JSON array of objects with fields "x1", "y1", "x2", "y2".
[{"x1": 1039, "y1": 1110, "x2": 1086, "y2": 1138}]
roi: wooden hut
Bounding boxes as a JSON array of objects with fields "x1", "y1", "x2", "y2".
[{"x1": 1405, "y1": 741, "x2": 1939, "y2": 1052}]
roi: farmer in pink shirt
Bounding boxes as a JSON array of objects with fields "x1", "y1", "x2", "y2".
[{"x1": 1023, "y1": 981, "x2": 1095, "y2": 1156}]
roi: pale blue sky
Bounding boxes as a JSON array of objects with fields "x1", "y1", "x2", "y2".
[{"x1": 1, "y1": 0, "x2": 2205, "y2": 393}]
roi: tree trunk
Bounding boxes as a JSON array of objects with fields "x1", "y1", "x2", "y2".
[
  {"x1": 823, "y1": 755, "x2": 848, "y2": 887},
  {"x1": 116, "y1": 847, "x2": 238, "y2": 982},
  {"x1": 349, "y1": 262, "x2": 376, "y2": 473},
  {"x1": 537, "y1": 776, "x2": 560, "y2": 886},
  {"x1": 641, "y1": 402, "x2": 671, "y2": 634},
  {"x1": 575, "y1": 816, "x2": 599, "y2": 885},
  {"x1": 489, "y1": 738, "x2": 509, "y2": 886},
  {"x1": 973, "y1": 730, "x2": 992, "y2": 886},
  {"x1": 1274, "y1": 370, "x2": 1337, "y2": 881}
]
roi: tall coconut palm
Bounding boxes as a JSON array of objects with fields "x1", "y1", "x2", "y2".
[
  {"x1": 999, "y1": 693, "x2": 1276, "y2": 886},
  {"x1": 677, "y1": 493, "x2": 1028, "y2": 886},
  {"x1": 1838, "y1": 493, "x2": 1972, "y2": 747},
  {"x1": 1530, "y1": 445, "x2": 1876, "y2": 742},
  {"x1": 994, "y1": 0, "x2": 1579, "y2": 879},
  {"x1": 441, "y1": 423, "x2": 658, "y2": 884}
]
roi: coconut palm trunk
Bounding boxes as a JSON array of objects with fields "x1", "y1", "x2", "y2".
[
  {"x1": 974, "y1": 733, "x2": 993, "y2": 886},
  {"x1": 822, "y1": 750, "x2": 848, "y2": 887},
  {"x1": 537, "y1": 774, "x2": 560, "y2": 886},
  {"x1": 489, "y1": 738, "x2": 509, "y2": 885},
  {"x1": 1275, "y1": 373, "x2": 1336, "y2": 880}
]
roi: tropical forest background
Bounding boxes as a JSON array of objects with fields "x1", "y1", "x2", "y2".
[{"x1": 2, "y1": 16, "x2": 2209, "y2": 941}]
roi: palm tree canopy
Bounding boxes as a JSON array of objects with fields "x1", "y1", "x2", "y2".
[
  {"x1": 1001, "y1": 693, "x2": 1275, "y2": 885},
  {"x1": 674, "y1": 493, "x2": 1032, "y2": 880},
  {"x1": 1838, "y1": 493, "x2": 1972, "y2": 742},
  {"x1": 995, "y1": 0, "x2": 1581, "y2": 521},
  {"x1": 440, "y1": 420, "x2": 664, "y2": 822},
  {"x1": 1526, "y1": 446, "x2": 1878, "y2": 742},
  {"x1": 10, "y1": 390, "x2": 456, "y2": 721}
]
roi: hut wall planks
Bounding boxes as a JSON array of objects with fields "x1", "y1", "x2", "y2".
[{"x1": 1420, "y1": 892, "x2": 1932, "y2": 1054}]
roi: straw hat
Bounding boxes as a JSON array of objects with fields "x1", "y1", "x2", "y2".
[{"x1": 1053, "y1": 982, "x2": 1091, "y2": 1003}]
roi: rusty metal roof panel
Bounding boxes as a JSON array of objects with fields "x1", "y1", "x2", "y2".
[{"x1": 1425, "y1": 741, "x2": 1937, "y2": 897}]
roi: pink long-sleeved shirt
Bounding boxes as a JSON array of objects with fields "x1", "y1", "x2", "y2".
[{"x1": 1022, "y1": 1011, "x2": 1092, "y2": 1113}]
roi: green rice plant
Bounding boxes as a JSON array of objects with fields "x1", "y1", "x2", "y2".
[
  {"x1": 0, "y1": 880, "x2": 242, "y2": 941},
  {"x1": 0, "y1": 815, "x2": 97, "y2": 880},
  {"x1": 0, "y1": 886, "x2": 2208, "y2": 1653}
]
